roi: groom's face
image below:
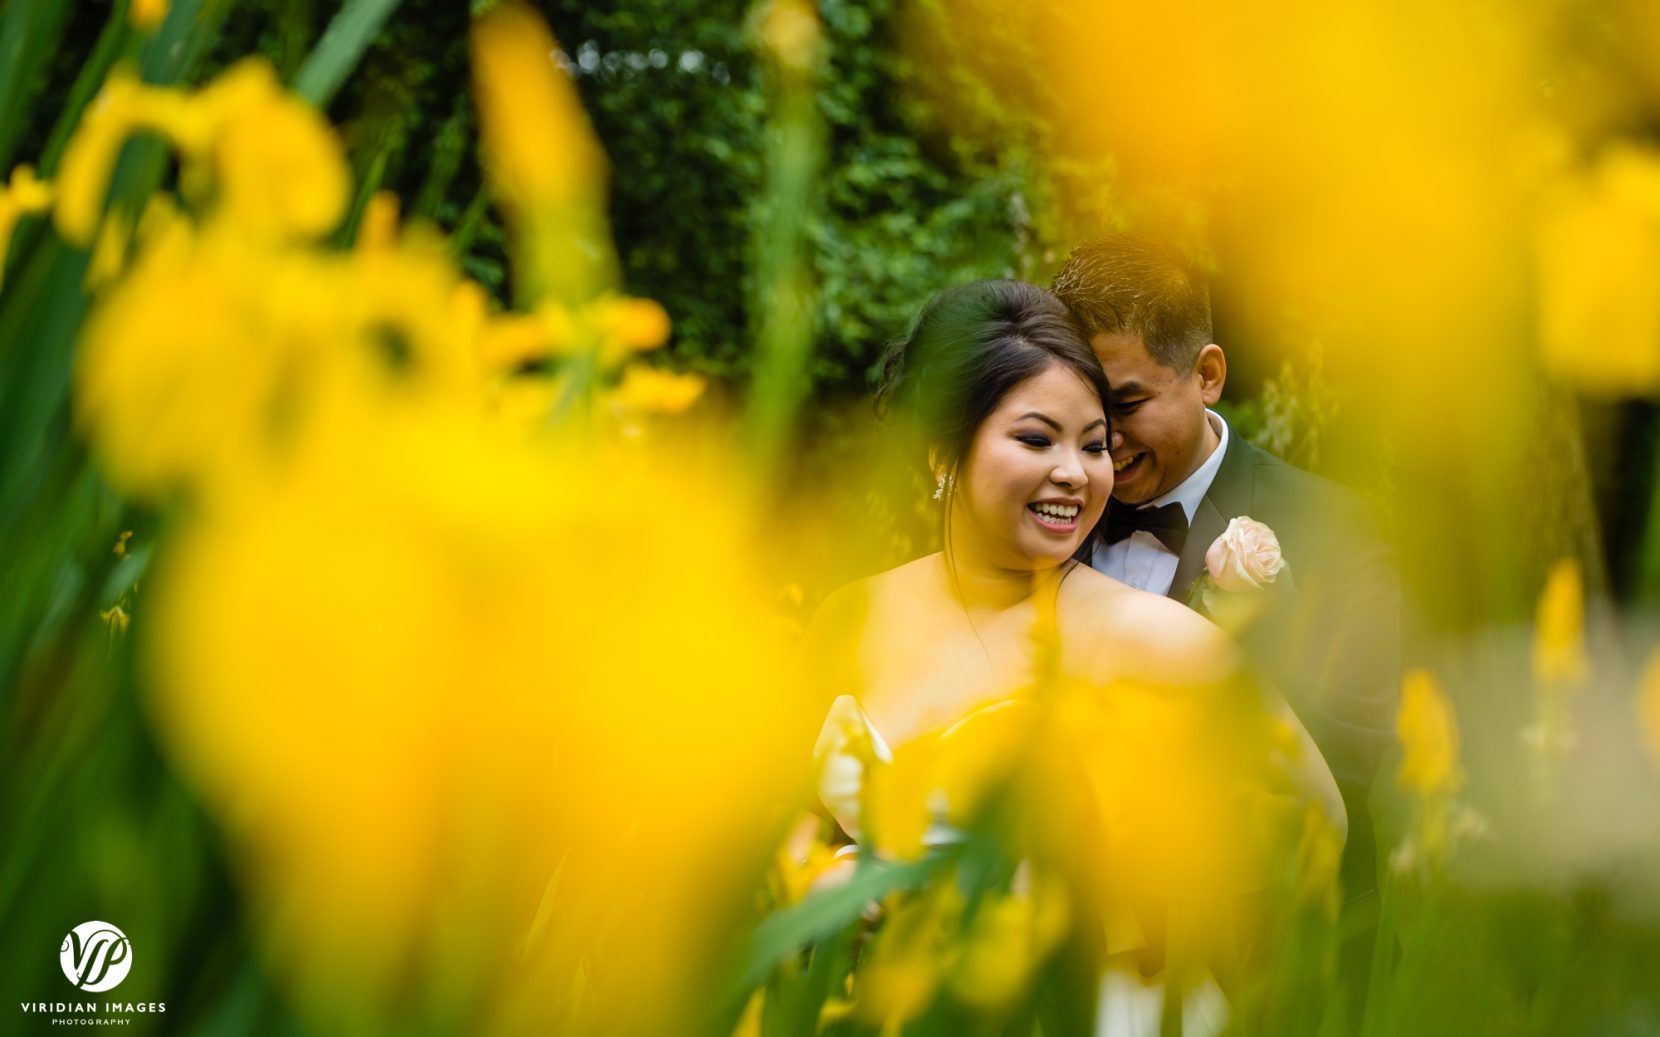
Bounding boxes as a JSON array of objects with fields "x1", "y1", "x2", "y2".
[{"x1": 1090, "y1": 331, "x2": 1215, "y2": 506}]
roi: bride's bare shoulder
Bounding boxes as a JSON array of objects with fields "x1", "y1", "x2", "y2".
[
  {"x1": 1058, "y1": 566, "x2": 1239, "y2": 685},
  {"x1": 801, "y1": 555, "x2": 942, "y2": 697},
  {"x1": 806, "y1": 554, "x2": 942, "y2": 642}
]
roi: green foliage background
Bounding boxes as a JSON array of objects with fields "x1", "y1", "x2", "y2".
[{"x1": 24, "y1": 0, "x2": 1044, "y2": 395}]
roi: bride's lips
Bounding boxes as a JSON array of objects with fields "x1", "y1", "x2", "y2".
[{"x1": 1026, "y1": 498, "x2": 1083, "y2": 534}]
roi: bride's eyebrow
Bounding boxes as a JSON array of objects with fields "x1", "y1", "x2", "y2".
[
  {"x1": 1016, "y1": 412, "x2": 1062, "y2": 431},
  {"x1": 1015, "y1": 413, "x2": 1107, "y2": 435}
]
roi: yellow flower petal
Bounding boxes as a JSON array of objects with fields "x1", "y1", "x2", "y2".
[
  {"x1": 1535, "y1": 144, "x2": 1660, "y2": 396},
  {"x1": 210, "y1": 67, "x2": 349, "y2": 240},
  {"x1": 470, "y1": 3, "x2": 605, "y2": 215},
  {"x1": 1532, "y1": 558, "x2": 1589, "y2": 686},
  {"x1": 0, "y1": 165, "x2": 54, "y2": 290},
  {"x1": 595, "y1": 296, "x2": 673, "y2": 367},
  {"x1": 1293, "y1": 803, "x2": 1343, "y2": 919},
  {"x1": 129, "y1": 0, "x2": 168, "y2": 30},
  {"x1": 100, "y1": 605, "x2": 130, "y2": 635},
  {"x1": 869, "y1": 739, "x2": 940, "y2": 862},
  {"x1": 1396, "y1": 669, "x2": 1462, "y2": 797},
  {"x1": 948, "y1": 874, "x2": 1068, "y2": 1011},
  {"x1": 54, "y1": 70, "x2": 143, "y2": 245},
  {"x1": 611, "y1": 366, "x2": 706, "y2": 415},
  {"x1": 1639, "y1": 648, "x2": 1660, "y2": 766}
]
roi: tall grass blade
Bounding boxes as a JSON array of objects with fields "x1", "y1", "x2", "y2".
[
  {"x1": 0, "y1": 0, "x2": 75, "y2": 169},
  {"x1": 291, "y1": 0, "x2": 405, "y2": 108}
]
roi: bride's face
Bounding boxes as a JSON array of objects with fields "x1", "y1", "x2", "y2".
[{"x1": 951, "y1": 363, "x2": 1113, "y2": 569}]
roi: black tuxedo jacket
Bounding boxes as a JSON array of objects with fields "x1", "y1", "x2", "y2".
[{"x1": 1089, "y1": 436, "x2": 1401, "y2": 896}]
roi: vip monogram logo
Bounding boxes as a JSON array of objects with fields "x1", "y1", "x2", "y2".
[{"x1": 59, "y1": 921, "x2": 132, "y2": 992}]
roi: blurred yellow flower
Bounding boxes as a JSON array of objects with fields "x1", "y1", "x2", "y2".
[
  {"x1": 1293, "y1": 803, "x2": 1343, "y2": 920},
  {"x1": 54, "y1": 70, "x2": 142, "y2": 244},
  {"x1": 356, "y1": 191, "x2": 400, "y2": 252},
  {"x1": 478, "y1": 304, "x2": 576, "y2": 372},
  {"x1": 199, "y1": 63, "x2": 350, "y2": 240},
  {"x1": 594, "y1": 296, "x2": 672, "y2": 366},
  {"x1": 475, "y1": 295, "x2": 669, "y2": 382},
  {"x1": 1396, "y1": 669, "x2": 1463, "y2": 798},
  {"x1": 85, "y1": 206, "x2": 131, "y2": 290},
  {"x1": 470, "y1": 4, "x2": 604, "y2": 217},
  {"x1": 1532, "y1": 558, "x2": 1590, "y2": 686},
  {"x1": 869, "y1": 737, "x2": 942, "y2": 862},
  {"x1": 55, "y1": 61, "x2": 348, "y2": 248},
  {"x1": 56, "y1": 17, "x2": 784, "y2": 1035},
  {"x1": 773, "y1": 840, "x2": 838, "y2": 905},
  {"x1": 611, "y1": 366, "x2": 707, "y2": 415},
  {"x1": 76, "y1": 182, "x2": 485, "y2": 500},
  {"x1": 0, "y1": 164, "x2": 54, "y2": 289},
  {"x1": 1535, "y1": 144, "x2": 1660, "y2": 397},
  {"x1": 147, "y1": 414, "x2": 812, "y2": 1036},
  {"x1": 855, "y1": 879, "x2": 962, "y2": 1025},
  {"x1": 948, "y1": 871, "x2": 1068, "y2": 1011},
  {"x1": 471, "y1": 4, "x2": 619, "y2": 309},
  {"x1": 756, "y1": 0, "x2": 824, "y2": 73},
  {"x1": 2, "y1": 163, "x2": 52, "y2": 208},
  {"x1": 1639, "y1": 647, "x2": 1660, "y2": 765},
  {"x1": 864, "y1": 699, "x2": 1036, "y2": 862},
  {"x1": 486, "y1": 375, "x2": 564, "y2": 432},
  {"x1": 730, "y1": 989, "x2": 763, "y2": 1037},
  {"x1": 855, "y1": 863, "x2": 1067, "y2": 1022},
  {"x1": 99, "y1": 604, "x2": 129, "y2": 635},
  {"x1": 129, "y1": 0, "x2": 168, "y2": 30},
  {"x1": 1046, "y1": 675, "x2": 1275, "y2": 905}
]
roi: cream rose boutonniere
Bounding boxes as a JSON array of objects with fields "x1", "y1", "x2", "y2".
[
  {"x1": 1206, "y1": 516, "x2": 1286, "y2": 590},
  {"x1": 1193, "y1": 516, "x2": 1290, "y2": 629}
]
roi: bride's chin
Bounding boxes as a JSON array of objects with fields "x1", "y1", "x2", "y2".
[{"x1": 1020, "y1": 547, "x2": 1079, "y2": 571}]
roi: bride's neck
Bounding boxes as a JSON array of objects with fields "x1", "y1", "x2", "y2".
[{"x1": 940, "y1": 553, "x2": 1052, "y2": 613}]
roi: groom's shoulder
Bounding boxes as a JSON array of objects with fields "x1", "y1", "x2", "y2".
[{"x1": 1230, "y1": 439, "x2": 1385, "y2": 549}]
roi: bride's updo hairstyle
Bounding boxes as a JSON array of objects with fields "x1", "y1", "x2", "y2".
[{"x1": 876, "y1": 279, "x2": 1110, "y2": 494}]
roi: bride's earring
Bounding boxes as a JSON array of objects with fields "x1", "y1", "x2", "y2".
[{"x1": 933, "y1": 473, "x2": 947, "y2": 501}]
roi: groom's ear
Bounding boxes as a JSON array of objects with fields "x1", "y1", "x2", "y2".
[{"x1": 1195, "y1": 343, "x2": 1226, "y2": 405}]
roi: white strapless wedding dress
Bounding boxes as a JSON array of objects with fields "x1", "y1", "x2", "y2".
[{"x1": 814, "y1": 693, "x2": 1229, "y2": 1037}]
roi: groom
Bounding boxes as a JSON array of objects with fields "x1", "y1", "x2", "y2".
[{"x1": 1053, "y1": 236, "x2": 1401, "y2": 900}]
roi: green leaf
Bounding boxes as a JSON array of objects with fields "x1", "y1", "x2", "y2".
[
  {"x1": 291, "y1": 0, "x2": 406, "y2": 108},
  {"x1": 38, "y1": 3, "x2": 142, "y2": 177},
  {"x1": 0, "y1": 0, "x2": 76, "y2": 170},
  {"x1": 733, "y1": 854, "x2": 935, "y2": 994}
]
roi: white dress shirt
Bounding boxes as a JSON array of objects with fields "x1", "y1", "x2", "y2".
[{"x1": 1091, "y1": 410, "x2": 1230, "y2": 596}]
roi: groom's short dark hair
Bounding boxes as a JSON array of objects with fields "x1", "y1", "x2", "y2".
[{"x1": 1051, "y1": 235, "x2": 1213, "y2": 371}]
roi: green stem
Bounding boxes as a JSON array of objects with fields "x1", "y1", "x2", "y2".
[
  {"x1": 744, "y1": 30, "x2": 824, "y2": 474},
  {"x1": 291, "y1": 0, "x2": 406, "y2": 108},
  {"x1": 39, "y1": 1, "x2": 137, "y2": 177},
  {"x1": 1637, "y1": 426, "x2": 1660, "y2": 600},
  {"x1": 1358, "y1": 873, "x2": 1396, "y2": 1037}
]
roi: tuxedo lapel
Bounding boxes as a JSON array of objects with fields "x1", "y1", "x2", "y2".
[
  {"x1": 1171, "y1": 495, "x2": 1226, "y2": 603},
  {"x1": 1168, "y1": 436, "x2": 1259, "y2": 604}
]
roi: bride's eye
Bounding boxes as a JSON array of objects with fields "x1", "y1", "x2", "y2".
[
  {"x1": 1085, "y1": 441, "x2": 1107, "y2": 454},
  {"x1": 1017, "y1": 435, "x2": 1051, "y2": 448}
]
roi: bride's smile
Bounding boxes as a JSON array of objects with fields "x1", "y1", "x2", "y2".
[{"x1": 950, "y1": 363, "x2": 1114, "y2": 570}]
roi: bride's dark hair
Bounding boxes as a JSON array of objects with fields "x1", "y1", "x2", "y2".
[{"x1": 875, "y1": 279, "x2": 1111, "y2": 481}]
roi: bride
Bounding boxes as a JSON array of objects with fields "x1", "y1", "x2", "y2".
[{"x1": 797, "y1": 279, "x2": 1344, "y2": 1035}]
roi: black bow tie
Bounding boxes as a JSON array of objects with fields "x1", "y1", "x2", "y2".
[{"x1": 1103, "y1": 500, "x2": 1190, "y2": 554}]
